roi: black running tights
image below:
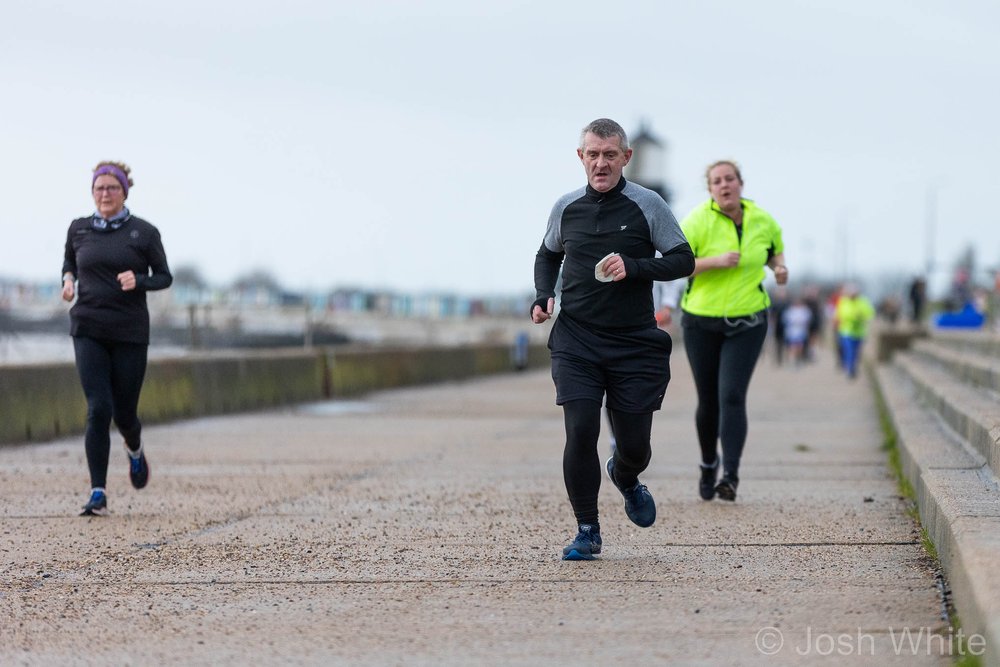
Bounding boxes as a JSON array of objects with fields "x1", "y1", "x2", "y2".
[
  {"x1": 682, "y1": 322, "x2": 767, "y2": 477},
  {"x1": 73, "y1": 336, "x2": 148, "y2": 488},
  {"x1": 562, "y1": 399, "x2": 653, "y2": 526}
]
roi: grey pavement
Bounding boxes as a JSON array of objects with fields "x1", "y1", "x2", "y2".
[{"x1": 0, "y1": 341, "x2": 958, "y2": 665}]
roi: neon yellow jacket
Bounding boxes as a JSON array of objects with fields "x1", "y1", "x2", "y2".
[
  {"x1": 680, "y1": 198, "x2": 784, "y2": 318},
  {"x1": 835, "y1": 295, "x2": 875, "y2": 339}
]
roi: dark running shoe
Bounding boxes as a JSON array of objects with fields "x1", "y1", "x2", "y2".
[
  {"x1": 127, "y1": 446, "x2": 149, "y2": 490},
  {"x1": 700, "y1": 459, "x2": 719, "y2": 500},
  {"x1": 606, "y1": 456, "x2": 656, "y2": 528},
  {"x1": 562, "y1": 524, "x2": 602, "y2": 561},
  {"x1": 715, "y1": 474, "x2": 739, "y2": 502},
  {"x1": 80, "y1": 489, "x2": 108, "y2": 516}
]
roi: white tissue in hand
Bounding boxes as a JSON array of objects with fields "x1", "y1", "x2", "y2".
[{"x1": 594, "y1": 252, "x2": 618, "y2": 282}]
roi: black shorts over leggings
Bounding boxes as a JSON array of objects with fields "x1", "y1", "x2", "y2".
[{"x1": 548, "y1": 313, "x2": 672, "y2": 414}]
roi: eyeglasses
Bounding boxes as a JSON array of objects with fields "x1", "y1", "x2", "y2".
[{"x1": 93, "y1": 185, "x2": 122, "y2": 194}]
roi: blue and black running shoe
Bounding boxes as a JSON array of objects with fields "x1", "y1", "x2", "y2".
[
  {"x1": 562, "y1": 524, "x2": 602, "y2": 561},
  {"x1": 606, "y1": 456, "x2": 656, "y2": 528},
  {"x1": 127, "y1": 445, "x2": 149, "y2": 490},
  {"x1": 80, "y1": 489, "x2": 108, "y2": 517}
]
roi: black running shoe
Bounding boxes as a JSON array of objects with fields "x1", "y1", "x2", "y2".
[
  {"x1": 80, "y1": 489, "x2": 108, "y2": 516},
  {"x1": 562, "y1": 524, "x2": 602, "y2": 561},
  {"x1": 127, "y1": 446, "x2": 149, "y2": 490},
  {"x1": 699, "y1": 459, "x2": 719, "y2": 500},
  {"x1": 715, "y1": 474, "x2": 739, "y2": 502},
  {"x1": 606, "y1": 456, "x2": 656, "y2": 527}
]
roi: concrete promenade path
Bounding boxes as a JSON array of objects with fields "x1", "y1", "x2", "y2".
[{"x1": 1, "y1": 344, "x2": 957, "y2": 665}]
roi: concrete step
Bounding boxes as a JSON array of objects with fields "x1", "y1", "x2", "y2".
[
  {"x1": 874, "y1": 362, "x2": 1000, "y2": 662},
  {"x1": 927, "y1": 329, "x2": 1000, "y2": 358},
  {"x1": 893, "y1": 350, "x2": 1000, "y2": 475},
  {"x1": 909, "y1": 338, "x2": 1000, "y2": 394}
]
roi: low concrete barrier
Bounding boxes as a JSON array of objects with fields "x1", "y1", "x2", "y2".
[
  {"x1": 871, "y1": 322, "x2": 929, "y2": 362},
  {"x1": 325, "y1": 343, "x2": 549, "y2": 396},
  {"x1": 0, "y1": 363, "x2": 87, "y2": 443},
  {"x1": 0, "y1": 343, "x2": 550, "y2": 445}
]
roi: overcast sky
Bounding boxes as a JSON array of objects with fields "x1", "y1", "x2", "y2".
[{"x1": 1, "y1": 0, "x2": 997, "y2": 297}]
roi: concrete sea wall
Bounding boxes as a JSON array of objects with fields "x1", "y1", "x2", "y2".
[{"x1": 0, "y1": 343, "x2": 550, "y2": 445}]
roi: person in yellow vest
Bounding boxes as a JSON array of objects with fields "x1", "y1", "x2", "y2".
[
  {"x1": 679, "y1": 160, "x2": 788, "y2": 502},
  {"x1": 834, "y1": 283, "x2": 875, "y2": 379}
]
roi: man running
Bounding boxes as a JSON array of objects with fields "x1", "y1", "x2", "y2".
[{"x1": 531, "y1": 118, "x2": 694, "y2": 560}]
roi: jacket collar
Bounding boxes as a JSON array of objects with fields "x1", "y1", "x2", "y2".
[{"x1": 586, "y1": 176, "x2": 627, "y2": 201}]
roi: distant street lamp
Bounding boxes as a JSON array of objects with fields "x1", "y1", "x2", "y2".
[{"x1": 624, "y1": 120, "x2": 672, "y2": 204}]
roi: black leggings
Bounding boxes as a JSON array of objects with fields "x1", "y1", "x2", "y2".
[
  {"x1": 562, "y1": 399, "x2": 653, "y2": 527},
  {"x1": 683, "y1": 321, "x2": 767, "y2": 477},
  {"x1": 73, "y1": 336, "x2": 148, "y2": 488}
]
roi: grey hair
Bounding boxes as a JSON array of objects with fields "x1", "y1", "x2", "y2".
[{"x1": 579, "y1": 118, "x2": 629, "y2": 152}]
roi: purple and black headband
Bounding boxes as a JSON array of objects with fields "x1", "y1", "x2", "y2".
[{"x1": 92, "y1": 164, "x2": 129, "y2": 197}]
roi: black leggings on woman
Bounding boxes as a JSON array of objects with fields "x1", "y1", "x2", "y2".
[
  {"x1": 562, "y1": 399, "x2": 653, "y2": 527},
  {"x1": 72, "y1": 336, "x2": 148, "y2": 488},
  {"x1": 683, "y1": 321, "x2": 767, "y2": 478}
]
